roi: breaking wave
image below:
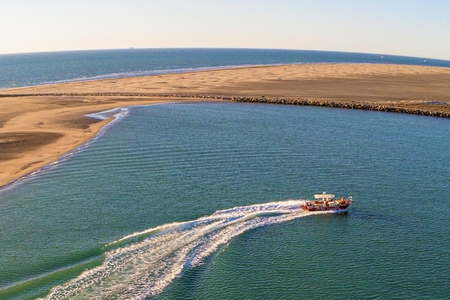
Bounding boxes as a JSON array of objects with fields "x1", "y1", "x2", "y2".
[{"x1": 41, "y1": 200, "x2": 334, "y2": 299}]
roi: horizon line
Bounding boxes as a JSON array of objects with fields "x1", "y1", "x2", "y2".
[{"x1": 1, "y1": 47, "x2": 450, "y2": 63}]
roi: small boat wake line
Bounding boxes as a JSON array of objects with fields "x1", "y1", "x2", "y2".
[{"x1": 42, "y1": 200, "x2": 332, "y2": 300}]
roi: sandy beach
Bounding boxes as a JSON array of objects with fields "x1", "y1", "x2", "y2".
[{"x1": 1, "y1": 63, "x2": 450, "y2": 188}]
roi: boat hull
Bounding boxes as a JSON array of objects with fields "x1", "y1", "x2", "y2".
[
  {"x1": 302, "y1": 207, "x2": 349, "y2": 213},
  {"x1": 301, "y1": 196, "x2": 352, "y2": 213}
]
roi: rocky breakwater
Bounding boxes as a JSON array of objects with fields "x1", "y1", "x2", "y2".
[
  {"x1": 226, "y1": 96, "x2": 450, "y2": 119},
  {"x1": 1, "y1": 92, "x2": 449, "y2": 118}
]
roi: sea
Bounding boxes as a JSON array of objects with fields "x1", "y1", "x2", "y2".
[
  {"x1": 2, "y1": 48, "x2": 450, "y2": 89},
  {"x1": 0, "y1": 49, "x2": 449, "y2": 299}
]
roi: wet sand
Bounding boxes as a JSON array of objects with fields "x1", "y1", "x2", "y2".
[{"x1": 1, "y1": 63, "x2": 449, "y2": 187}]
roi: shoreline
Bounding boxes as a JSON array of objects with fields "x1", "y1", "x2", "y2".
[
  {"x1": 3, "y1": 59, "x2": 450, "y2": 93},
  {"x1": 0, "y1": 99, "x2": 220, "y2": 190},
  {"x1": 0, "y1": 106, "x2": 125, "y2": 192},
  {"x1": 0, "y1": 63, "x2": 280, "y2": 92},
  {"x1": 3, "y1": 62, "x2": 450, "y2": 95},
  {"x1": 1, "y1": 63, "x2": 449, "y2": 189},
  {"x1": 4, "y1": 61, "x2": 440, "y2": 93},
  {"x1": 0, "y1": 111, "x2": 114, "y2": 192}
]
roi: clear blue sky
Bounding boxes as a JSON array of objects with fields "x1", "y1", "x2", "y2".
[{"x1": 2, "y1": 0, "x2": 449, "y2": 59}]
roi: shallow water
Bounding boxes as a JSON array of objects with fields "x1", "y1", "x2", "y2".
[{"x1": 0, "y1": 103, "x2": 449, "y2": 299}]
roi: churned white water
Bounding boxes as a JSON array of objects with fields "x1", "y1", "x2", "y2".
[{"x1": 42, "y1": 200, "x2": 332, "y2": 299}]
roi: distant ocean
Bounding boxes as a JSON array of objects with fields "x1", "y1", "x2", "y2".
[{"x1": 1, "y1": 48, "x2": 450, "y2": 89}]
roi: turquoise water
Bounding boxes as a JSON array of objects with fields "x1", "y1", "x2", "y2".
[
  {"x1": 1, "y1": 48, "x2": 450, "y2": 89},
  {"x1": 0, "y1": 103, "x2": 449, "y2": 299}
]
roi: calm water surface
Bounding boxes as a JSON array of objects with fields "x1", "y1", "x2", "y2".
[
  {"x1": 1, "y1": 48, "x2": 450, "y2": 88},
  {"x1": 0, "y1": 103, "x2": 449, "y2": 299}
]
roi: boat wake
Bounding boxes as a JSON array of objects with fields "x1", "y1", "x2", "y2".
[{"x1": 42, "y1": 200, "x2": 332, "y2": 299}]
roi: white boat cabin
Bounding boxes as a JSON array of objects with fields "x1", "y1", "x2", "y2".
[{"x1": 313, "y1": 192, "x2": 335, "y2": 201}]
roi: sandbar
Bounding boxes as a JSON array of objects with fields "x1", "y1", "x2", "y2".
[{"x1": 1, "y1": 63, "x2": 449, "y2": 188}]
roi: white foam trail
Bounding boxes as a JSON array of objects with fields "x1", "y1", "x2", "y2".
[
  {"x1": 42, "y1": 200, "x2": 334, "y2": 300},
  {"x1": 85, "y1": 107, "x2": 129, "y2": 121}
]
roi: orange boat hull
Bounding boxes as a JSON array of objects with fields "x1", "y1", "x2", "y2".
[{"x1": 302, "y1": 197, "x2": 352, "y2": 212}]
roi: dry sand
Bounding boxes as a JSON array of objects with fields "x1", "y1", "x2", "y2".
[{"x1": 1, "y1": 63, "x2": 449, "y2": 188}]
